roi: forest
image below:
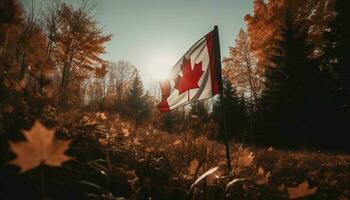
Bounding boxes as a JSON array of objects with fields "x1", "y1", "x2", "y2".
[{"x1": 0, "y1": 0, "x2": 349, "y2": 199}]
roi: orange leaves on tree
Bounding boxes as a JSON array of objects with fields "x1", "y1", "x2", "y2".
[
  {"x1": 8, "y1": 121, "x2": 72, "y2": 173},
  {"x1": 175, "y1": 57, "x2": 204, "y2": 94}
]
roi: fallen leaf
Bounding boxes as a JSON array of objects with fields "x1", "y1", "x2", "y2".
[
  {"x1": 122, "y1": 128, "x2": 130, "y2": 137},
  {"x1": 237, "y1": 148, "x2": 254, "y2": 167},
  {"x1": 287, "y1": 180, "x2": 317, "y2": 199},
  {"x1": 145, "y1": 147, "x2": 155, "y2": 152},
  {"x1": 256, "y1": 167, "x2": 271, "y2": 185},
  {"x1": 96, "y1": 112, "x2": 107, "y2": 120},
  {"x1": 8, "y1": 121, "x2": 72, "y2": 173},
  {"x1": 173, "y1": 139, "x2": 181, "y2": 145},
  {"x1": 267, "y1": 146, "x2": 274, "y2": 152},
  {"x1": 133, "y1": 137, "x2": 141, "y2": 145},
  {"x1": 82, "y1": 116, "x2": 97, "y2": 126},
  {"x1": 257, "y1": 167, "x2": 265, "y2": 176},
  {"x1": 99, "y1": 112, "x2": 107, "y2": 120}
]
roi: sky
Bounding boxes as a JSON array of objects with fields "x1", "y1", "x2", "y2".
[{"x1": 93, "y1": 0, "x2": 254, "y2": 84}]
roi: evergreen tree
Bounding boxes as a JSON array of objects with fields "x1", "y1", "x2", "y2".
[
  {"x1": 213, "y1": 78, "x2": 246, "y2": 140},
  {"x1": 160, "y1": 109, "x2": 186, "y2": 133},
  {"x1": 126, "y1": 71, "x2": 151, "y2": 126},
  {"x1": 321, "y1": 0, "x2": 350, "y2": 150},
  {"x1": 187, "y1": 101, "x2": 210, "y2": 135},
  {"x1": 189, "y1": 101, "x2": 210, "y2": 123},
  {"x1": 160, "y1": 112, "x2": 175, "y2": 132},
  {"x1": 324, "y1": 0, "x2": 350, "y2": 113},
  {"x1": 258, "y1": 11, "x2": 321, "y2": 147}
]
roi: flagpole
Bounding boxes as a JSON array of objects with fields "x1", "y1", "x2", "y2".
[{"x1": 214, "y1": 25, "x2": 232, "y2": 173}]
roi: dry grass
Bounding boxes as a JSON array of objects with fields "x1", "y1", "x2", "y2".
[{"x1": 54, "y1": 111, "x2": 350, "y2": 199}]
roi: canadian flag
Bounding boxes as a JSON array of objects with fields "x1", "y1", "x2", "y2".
[{"x1": 158, "y1": 27, "x2": 222, "y2": 112}]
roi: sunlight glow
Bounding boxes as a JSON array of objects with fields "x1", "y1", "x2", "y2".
[{"x1": 147, "y1": 53, "x2": 176, "y2": 81}]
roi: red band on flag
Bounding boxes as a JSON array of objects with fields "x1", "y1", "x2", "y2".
[
  {"x1": 158, "y1": 80, "x2": 171, "y2": 112},
  {"x1": 206, "y1": 32, "x2": 219, "y2": 95}
]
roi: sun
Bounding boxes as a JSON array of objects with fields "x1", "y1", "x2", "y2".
[{"x1": 147, "y1": 53, "x2": 175, "y2": 81}]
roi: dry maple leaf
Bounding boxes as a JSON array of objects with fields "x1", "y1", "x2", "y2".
[
  {"x1": 287, "y1": 180, "x2": 318, "y2": 199},
  {"x1": 237, "y1": 148, "x2": 254, "y2": 167},
  {"x1": 256, "y1": 167, "x2": 271, "y2": 185},
  {"x1": 173, "y1": 139, "x2": 181, "y2": 145},
  {"x1": 8, "y1": 121, "x2": 72, "y2": 173},
  {"x1": 96, "y1": 112, "x2": 107, "y2": 120},
  {"x1": 175, "y1": 57, "x2": 204, "y2": 94}
]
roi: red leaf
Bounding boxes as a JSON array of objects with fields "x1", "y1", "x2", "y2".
[{"x1": 175, "y1": 57, "x2": 204, "y2": 94}]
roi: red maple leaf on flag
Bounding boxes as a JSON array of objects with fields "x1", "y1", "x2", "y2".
[{"x1": 175, "y1": 57, "x2": 204, "y2": 94}]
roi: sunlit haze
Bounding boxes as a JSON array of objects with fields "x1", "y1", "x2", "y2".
[{"x1": 93, "y1": 0, "x2": 253, "y2": 86}]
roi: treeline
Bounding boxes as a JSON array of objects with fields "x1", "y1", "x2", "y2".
[
  {"x1": 82, "y1": 60, "x2": 153, "y2": 126},
  {"x1": 0, "y1": 0, "x2": 155, "y2": 128},
  {"x1": 221, "y1": 0, "x2": 349, "y2": 151},
  {"x1": 1, "y1": 0, "x2": 349, "y2": 151},
  {"x1": 1, "y1": 0, "x2": 110, "y2": 120}
]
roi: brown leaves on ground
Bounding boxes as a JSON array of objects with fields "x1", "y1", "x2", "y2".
[
  {"x1": 48, "y1": 111, "x2": 350, "y2": 199},
  {"x1": 287, "y1": 180, "x2": 318, "y2": 199},
  {"x1": 8, "y1": 121, "x2": 72, "y2": 173}
]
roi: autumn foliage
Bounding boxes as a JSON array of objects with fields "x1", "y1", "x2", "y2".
[{"x1": 1, "y1": 0, "x2": 350, "y2": 199}]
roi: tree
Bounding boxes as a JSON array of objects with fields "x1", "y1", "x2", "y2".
[
  {"x1": 126, "y1": 72, "x2": 151, "y2": 126},
  {"x1": 49, "y1": 2, "x2": 111, "y2": 108},
  {"x1": 223, "y1": 29, "x2": 261, "y2": 101},
  {"x1": 108, "y1": 61, "x2": 137, "y2": 109},
  {"x1": 324, "y1": 0, "x2": 350, "y2": 113},
  {"x1": 321, "y1": 0, "x2": 350, "y2": 150},
  {"x1": 159, "y1": 110, "x2": 184, "y2": 133},
  {"x1": 258, "y1": 11, "x2": 321, "y2": 147},
  {"x1": 212, "y1": 78, "x2": 246, "y2": 141},
  {"x1": 245, "y1": 0, "x2": 333, "y2": 84}
]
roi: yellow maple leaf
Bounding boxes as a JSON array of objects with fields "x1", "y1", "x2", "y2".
[
  {"x1": 287, "y1": 180, "x2": 318, "y2": 199},
  {"x1": 8, "y1": 121, "x2": 72, "y2": 173}
]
